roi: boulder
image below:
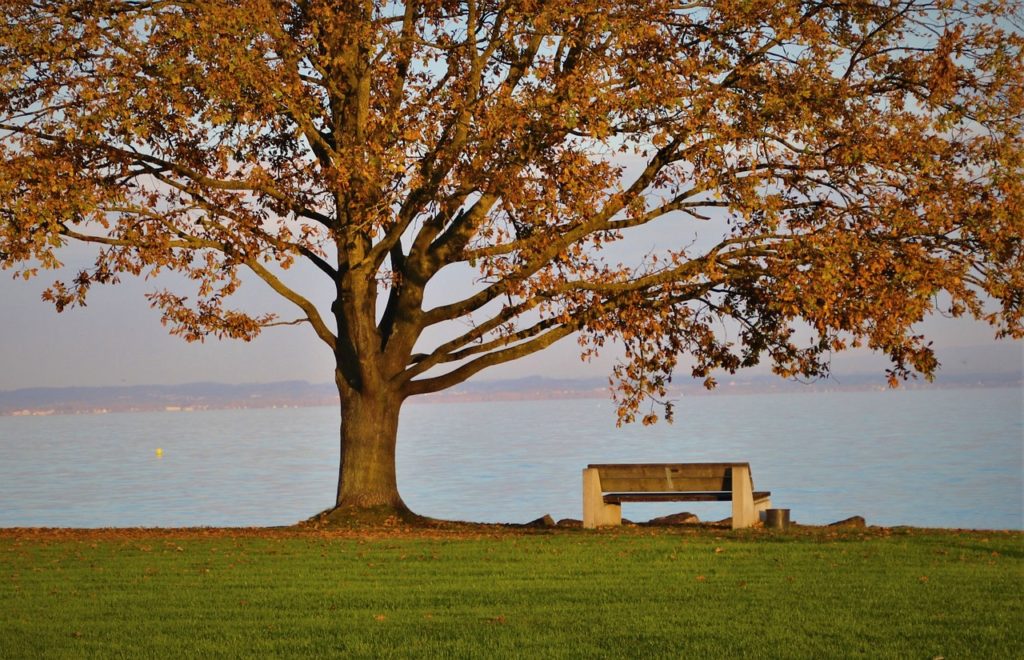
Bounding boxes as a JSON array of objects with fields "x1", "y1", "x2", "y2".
[
  {"x1": 647, "y1": 512, "x2": 700, "y2": 525},
  {"x1": 828, "y1": 515, "x2": 866, "y2": 528},
  {"x1": 556, "y1": 518, "x2": 582, "y2": 528}
]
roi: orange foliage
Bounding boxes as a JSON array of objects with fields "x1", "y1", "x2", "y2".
[{"x1": 1, "y1": 0, "x2": 1020, "y2": 427}]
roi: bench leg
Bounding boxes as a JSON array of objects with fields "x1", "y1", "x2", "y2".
[
  {"x1": 582, "y1": 468, "x2": 622, "y2": 528},
  {"x1": 731, "y1": 465, "x2": 756, "y2": 529}
]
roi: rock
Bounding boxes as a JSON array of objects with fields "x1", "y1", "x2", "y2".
[
  {"x1": 523, "y1": 514, "x2": 556, "y2": 528},
  {"x1": 647, "y1": 512, "x2": 700, "y2": 525},
  {"x1": 556, "y1": 518, "x2": 582, "y2": 528},
  {"x1": 828, "y1": 515, "x2": 866, "y2": 528}
]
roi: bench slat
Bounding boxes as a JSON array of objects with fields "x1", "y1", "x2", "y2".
[
  {"x1": 598, "y1": 475, "x2": 732, "y2": 492},
  {"x1": 588, "y1": 462, "x2": 750, "y2": 473}
]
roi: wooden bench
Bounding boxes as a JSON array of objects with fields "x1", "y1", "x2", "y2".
[{"x1": 582, "y1": 463, "x2": 772, "y2": 529}]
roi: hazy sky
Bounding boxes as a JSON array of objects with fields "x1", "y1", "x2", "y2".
[{"x1": 2, "y1": 237, "x2": 1020, "y2": 390}]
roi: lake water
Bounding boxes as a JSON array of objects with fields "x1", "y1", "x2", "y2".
[{"x1": 0, "y1": 387, "x2": 1021, "y2": 530}]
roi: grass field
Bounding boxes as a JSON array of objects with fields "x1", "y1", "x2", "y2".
[{"x1": 2, "y1": 525, "x2": 1021, "y2": 658}]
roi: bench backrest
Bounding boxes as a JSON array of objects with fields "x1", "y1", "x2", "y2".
[{"x1": 587, "y1": 463, "x2": 753, "y2": 493}]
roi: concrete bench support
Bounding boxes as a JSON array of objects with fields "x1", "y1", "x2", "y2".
[
  {"x1": 731, "y1": 464, "x2": 756, "y2": 528},
  {"x1": 582, "y1": 467, "x2": 622, "y2": 528}
]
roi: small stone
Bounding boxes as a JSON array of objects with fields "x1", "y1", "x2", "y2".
[
  {"x1": 828, "y1": 515, "x2": 866, "y2": 528},
  {"x1": 647, "y1": 512, "x2": 700, "y2": 525},
  {"x1": 556, "y1": 518, "x2": 582, "y2": 528},
  {"x1": 523, "y1": 514, "x2": 556, "y2": 528}
]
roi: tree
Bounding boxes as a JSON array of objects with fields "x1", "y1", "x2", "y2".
[{"x1": 1, "y1": 1, "x2": 1021, "y2": 520}]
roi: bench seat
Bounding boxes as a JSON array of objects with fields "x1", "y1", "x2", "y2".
[{"x1": 604, "y1": 491, "x2": 771, "y2": 504}]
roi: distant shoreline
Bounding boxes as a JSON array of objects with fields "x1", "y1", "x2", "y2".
[{"x1": 1, "y1": 373, "x2": 1019, "y2": 418}]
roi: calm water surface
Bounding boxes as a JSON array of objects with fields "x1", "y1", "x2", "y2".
[{"x1": 0, "y1": 387, "x2": 1020, "y2": 529}]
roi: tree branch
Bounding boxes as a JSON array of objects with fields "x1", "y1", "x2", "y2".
[
  {"x1": 244, "y1": 258, "x2": 336, "y2": 351},
  {"x1": 402, "y1": 324, "x2": 576, "y2": 397}
]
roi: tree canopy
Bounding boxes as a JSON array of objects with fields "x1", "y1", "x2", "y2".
[{"x1": 1, "y1": 0, "x2": 1021, "y2": 511}]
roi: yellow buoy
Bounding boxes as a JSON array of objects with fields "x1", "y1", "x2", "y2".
[{"x1": 155, "y1": 448, "x2": 163, "y2": 457}]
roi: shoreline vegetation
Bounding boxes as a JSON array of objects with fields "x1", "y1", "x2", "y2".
[
  {"x1": 2, "y1": 372, "x2": 1020, "y2": 417},
  {"x1": 2, "y1": 522, "x2": 1021, "y2": 657}
]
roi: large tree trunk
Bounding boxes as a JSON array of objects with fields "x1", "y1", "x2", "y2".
[{"x1": 334, "y1": 388, "x2": 408, "y2": 513}]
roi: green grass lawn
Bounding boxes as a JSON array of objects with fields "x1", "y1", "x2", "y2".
[{"x1": 2, "y1": 525, "x2": 1021, "y2": 658}]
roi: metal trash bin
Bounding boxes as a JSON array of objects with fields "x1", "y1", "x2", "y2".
[{"x1": 765, "y1": 508, "x2": 790, "y2": 530}]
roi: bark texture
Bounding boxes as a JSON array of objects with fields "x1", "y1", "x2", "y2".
[{"x1": 335, "y1": 388, "x2": 406, "y2": 511}]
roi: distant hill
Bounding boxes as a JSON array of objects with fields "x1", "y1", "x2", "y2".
[
  {"x1": 0, "y1": 381, "x2": 337, "y2": 416},
  {"x1": 1, "y1": 371, "x2": 1020, "y2": 417}
]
